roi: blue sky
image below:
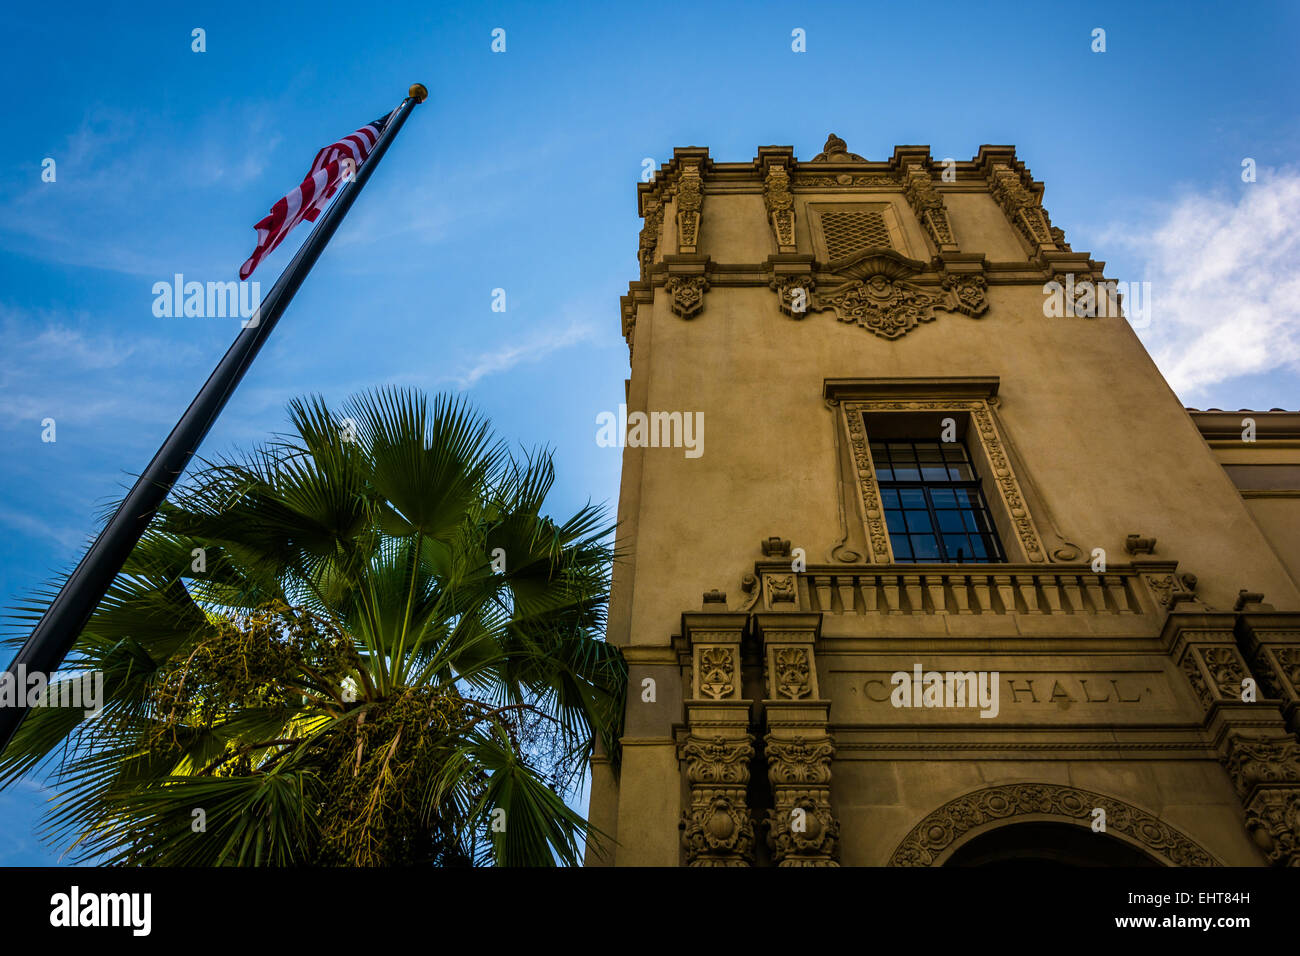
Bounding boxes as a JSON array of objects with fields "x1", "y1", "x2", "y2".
[{"x1": 1, "y1": 0, "x2": 1297, "y2": 864}]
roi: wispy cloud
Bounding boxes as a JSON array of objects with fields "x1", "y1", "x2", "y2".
[
  {"x1": 1102, "y1": 167, "x2": 1300, "y2": 398},
  {"x1": 448, "y1": 317, "x2": 600, "y2": 389}
]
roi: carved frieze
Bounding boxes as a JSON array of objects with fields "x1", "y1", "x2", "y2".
[{"x1": 764, "y1": 734, "x2": 839, "y2": 866}]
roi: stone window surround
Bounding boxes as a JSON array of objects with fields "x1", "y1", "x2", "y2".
[{"x1": 825, "y1": 376, "x2": 1049, "y2": 564}]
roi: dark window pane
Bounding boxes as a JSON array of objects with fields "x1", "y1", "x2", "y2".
[
  {"x1": 891, "y1": 463, "x2": 920, "y2": 480},
  {"x1": 948, "y1": 462, "x2": 974, "y2": 480},
  {"x1": 869, "y1": 441, "x2": 887, "y2": 457},
  {"x1": 944, "y1": 535, "x2": 970, "y2": 559},
  {"x1": 876, "y1": 465, "x2": 894, "y2": 481},
  {"x1": 930, "y1": 488, "x2": 957, "y2": 508},
  {"x1": 892, "y1": 537, "x2": 913, "y2": 560},
  {"x1": 937, "y1": 510, "x2": 966, "y2": 532},
  {"x1": 921, "y1": 465, "x2": 949, "y2": 481},
  {"x1": 970, "y1": 537, "x2": 989, "y2": 559},
  {"x1": 941, "y1": 443, "x2": 967, "y2": 460},
  {"x1": 912, "y1": 536, "x2": 939, "y2": 560},
  {"x1": 963, "y1": 510, "x2": 981, "y2": 532},
  {"x1": 885, "y1": 510, "x2": 905, "y2": 532},
  {"x1": 916, "y1": 445, "x2": 943, "y2": 463},
  {"x1": 879, "y1": 488, "x2": 899, "y2": 509},
  {"x1": 904, "y1": 510, "x2": 933, "y2": 533},
  {"x1": 898, "y1": 489, "x2": 926, "y2": 509}
]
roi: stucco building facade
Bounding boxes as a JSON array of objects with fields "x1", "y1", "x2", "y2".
[{"x1": 585, "y1": 136, "x2": 1300, "y2": 867}]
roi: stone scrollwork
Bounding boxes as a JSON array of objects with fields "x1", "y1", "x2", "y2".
[
  {"x1": 665, "y1": 274, "x2": 709, "y2": 319},
  {"x1": 889, "y1": 783, "x2": 1221, "y2": 867}
]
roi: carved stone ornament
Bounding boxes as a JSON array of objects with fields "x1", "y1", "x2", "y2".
[
  {"x1": 1202, "y1": 646, "x2": 1249, "y2": 700},
  {"x1": 764, "y1": 162, "x2": 797, "y2": 252},
  {"x1": 767, "y1": 574, "x2": 797, "y2": 603},
  {"x1": 766, "y1": 798, "x2": 840, "y2": 866},
  {"x1": 696, "y1": 645, "x2": 736, "y2": 700},
  {"x1": 664, "y1": 274, "x2": 709, "y2": 319},
  {"x1": 889, "y1": 783, "x2": 1220, "y2": 867},
  {"x1": 797, "y1": 173, "x2": 898, "y2": 187},
  {"x1": 765, "y1": 733, "x2": 839, "y2": 866},
  {"x1": 674, "y1": 162, "x2": 703, "y2": 253},
  {"x1": 813, "y1": 251, "x2": 987, "y2": 340},
  {"x1": 772, "y1": 646, "x2": 813, "y2": 700},
  {"x1": 1243, "y1": 788, "x2": 1300, "y2": 866},
  {"x1": 770, "y1": 274, "x2": 816, "y2": 318},
  {"x1": 810, "y1": 133, "x2": 866, "y2": 163},
  {"x1": 765, "y1": 734, "x2": 835, "y2": 786},
  {"x1": 680, "y1": 734, "x2": 756, "y2": 866},
  {"x1": 1222, "y1": 735, "x2": 1300, "y2": 797}
]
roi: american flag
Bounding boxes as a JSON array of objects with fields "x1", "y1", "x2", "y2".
[{"x1": 239, "y1": 114, "x2": 392, "y2": 280}]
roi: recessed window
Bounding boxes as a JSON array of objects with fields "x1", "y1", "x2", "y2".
[{"x1": 871, "y1": 439, "x2": 1006, "y2": 563}]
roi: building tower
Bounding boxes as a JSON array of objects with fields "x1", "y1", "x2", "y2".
[{"x1": 585, "y1": 136, "x2": 1300, "y2": 867}]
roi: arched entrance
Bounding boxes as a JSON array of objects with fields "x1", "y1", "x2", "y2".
[
  {"x1": 944, "y1": 821, "x2": 1159, "y2": 866},
  {"x1": 888, "y1": 782, "x2": 1221, "y2": 867}
]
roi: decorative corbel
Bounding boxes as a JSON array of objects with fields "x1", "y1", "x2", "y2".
[
  {"x1": 764, "y1": 162, "x2": 797, "y2": 253},
  {"x1": 902, "y1": 163, "x2": 959, "y2": 253},
  {"x1": 674, "y1": 161, "x2": 704, "y2": 254},
  {"x1": 987, "y1": 162, "x2": 1058, "y2": 255}
]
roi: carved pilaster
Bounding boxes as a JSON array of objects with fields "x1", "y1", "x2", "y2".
[
  {"x1": 754, "y1": 613, "x2": 839, "y2": 866},
  {"x1": 674, "y1": 161, "x2": 704, "y2": 254},
  {"x1": 987, "y1": 163, "x2": 1057, "y2": 255},
  {"x1": 764, "y1": 162, "x2": 797, "y2": 253},
  {"x1": 902, "y1": 163, "x2": 958, "y2": 253},
  {"x1": 679, "y1": 613, "x2": 755, "y2": 866}
]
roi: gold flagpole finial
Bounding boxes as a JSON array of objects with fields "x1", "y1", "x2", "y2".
[{"x1": 409, "y1": 83, "x2": 428, "y2": 103}]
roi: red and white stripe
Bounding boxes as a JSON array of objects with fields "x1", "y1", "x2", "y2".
[{"x1": 239, "y1": 119, "x2": 386, "y2": 280}]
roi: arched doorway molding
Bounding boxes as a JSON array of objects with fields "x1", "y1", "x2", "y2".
[{"x1": 888, "y1": 782, "x2": 1222, "y2": 867}]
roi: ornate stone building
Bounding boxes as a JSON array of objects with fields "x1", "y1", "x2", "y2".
[{"x1": 585, "y1": 135, "x2": 1300, "y2": 867}]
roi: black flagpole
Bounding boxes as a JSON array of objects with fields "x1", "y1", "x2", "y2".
[{"x1": 0, "y1": 83, "x2": 429, "y2": 754}]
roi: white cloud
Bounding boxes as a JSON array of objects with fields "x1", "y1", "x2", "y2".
[{"x1": 1109, "y1": 168, "x2": 1300, "y2": 398}]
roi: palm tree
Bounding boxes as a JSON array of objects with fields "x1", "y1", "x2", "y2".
[{"x1": 0, "y1": 387, "x2": 625, "y2": 866}]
